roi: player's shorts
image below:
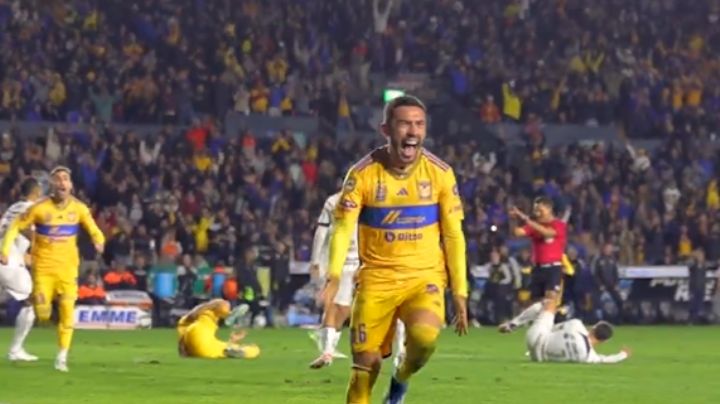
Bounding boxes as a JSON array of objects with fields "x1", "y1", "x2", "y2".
[
  {"x1": 0, "y1": 263, "x2": 32, "y2": 301},
  {"x1": 350, "y1": 277, "x2": 445, "y2": 357},
  {"x1": 179, "y1": 316, "x2": 227, "y2": 359},
  {"x1": 333, "y1": 262, "x2": 360, "y2": 307},
  {"x1": 530, "y1": 264, "x2": 564, "y2": 300},
  {"x1": 32, "y1": 272, "x2": 78, "y2": 317},
  {"x1": 525, "y1": 310, "x2": 554, "y2": 362}
]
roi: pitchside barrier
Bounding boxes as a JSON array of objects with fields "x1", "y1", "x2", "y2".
[{"x1": 74, "y1": 290, "x2": 153, "y2": 330}]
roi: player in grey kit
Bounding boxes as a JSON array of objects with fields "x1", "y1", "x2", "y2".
[{"x1": 523, "y1": 295, "x2": 631, "y2": 364}]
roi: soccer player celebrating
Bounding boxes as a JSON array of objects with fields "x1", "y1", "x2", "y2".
[
  {"x1": 0, "y1": 166, "x2": 105, "y2": 372},
  {"x1": 523, "y1": 295, "x2": 631, "y2": 364},
  {"x1": 500, "y1": 197, "x2": 567, "y2": 333},
  {"x1": 308, "y1": 191, "x2": 406, "y2": 369},
  {"x1": 0, "y1": 178, "x2": 43, "y2": 361},
  {"x1": 322, "y1": 95, "x2": 468, "y2": 404},
  {"x1": 177, "y1": 299, "x2": 260, "y2": 359}
]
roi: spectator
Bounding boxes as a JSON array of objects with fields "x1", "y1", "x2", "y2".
[
  {"x1": 592, "y1": 244, "x2": 624, "y2": 322},
  {"x1": 103, "y1": 262, "x2": 138, "y2": 291},
  {"x1": 688, "y1": 248, "x2": 708, "y2": 324},
  {"x1": 78, "y1": 273, "x2": 107, "y2": 305}
]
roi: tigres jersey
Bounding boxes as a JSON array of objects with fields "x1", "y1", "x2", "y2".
[
  {"x1": 331, "y1": 146, "x2": 466, "y2": 294},
  {"x1": 0, "y1": 196, "x2": 105, "y2": 276}
]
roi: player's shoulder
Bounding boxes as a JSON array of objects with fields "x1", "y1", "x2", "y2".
[
  {"x1": 70, "y1": 196, "x2": 91, "y2": 209},
  {"x1": 325, "y1": 193, "x2": 341, "y2": 208},
  {"x1": 421, "y1": 148, "x2": 452, "y2": 172},
  {"x1": 28, "y1": 197, "x2": 51, "y2": 210},
  {"x1": 348, "y1": 148, "x2": 384, "y2": 175}
]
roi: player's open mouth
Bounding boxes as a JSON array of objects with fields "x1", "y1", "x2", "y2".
[{"x1": 400, "y1": 138, "x2": 419, "y2": 159}]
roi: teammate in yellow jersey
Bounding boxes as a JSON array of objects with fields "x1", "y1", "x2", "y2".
[
  {"x1": 0, "y1": 166, "x2": 105, "y2": 372},
  {"x1": 176, "y1": 299, "x2": 260, "y2": 359},
  {"x1": 321, "y1": 95, "x2": 469, "y2": 404}
]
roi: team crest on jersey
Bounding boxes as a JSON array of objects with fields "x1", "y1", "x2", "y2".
[
  {"x1": 375, "y1": 183, "x2": 387, "y2": 202},
  {"x1": 417, "y1": 181, "x2": 432, "y2": 200},
  {"x1": 396, "y1": 188, "x2": 408, "y2": 197},
  {"x1": 67, "y1": 212, "x2": 77, "y2": 222}
]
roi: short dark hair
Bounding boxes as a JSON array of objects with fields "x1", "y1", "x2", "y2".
[
  {"x1": 533, "y1": 196, "x2": 554, "y2": 209},
  {"x1": 382, "y1": 95, "x2": 427, "y2": 125},
  {"x1": 19, "y1": 177, "x2": 40, "y2": 198},
  {"x1": 50, "y1": 165, "x2": 72, "y2": 176},
  {"x1": 593, "y1": 321, "x2": 614, "y2": 342}
]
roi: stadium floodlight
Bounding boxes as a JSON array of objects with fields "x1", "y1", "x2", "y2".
[{"x1": 383, "y1": 88, "x2": 406, "y2": 103}]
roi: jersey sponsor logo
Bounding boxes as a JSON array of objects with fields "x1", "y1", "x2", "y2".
[
  {"x1": 396, "y1": 188, "x2": 409, "y2": 197},
  {"x1": 359, "y1": 205, "x2": 439, "y2": 230},
  {"x1": 384, "y1": 231, "x2": 423, "y2": 242},
  {"x1": 375, "y1": 183, "x2": 387, "y2": 202},
  {"x1": 36, "y1": 224, "x2": 79, "y2": 237},
  {"x1": 426, "y1": 284, "x2": 440, "y2": 294},
  {"x1": 381, "y1": 210, "x2": 427, "y2": 226},
  {"x1": 417, "y1": 181, "x2": 432, "y2": 200},
  {"x1": 340, "y1": 198, "x2": 358, "y2": 210}
]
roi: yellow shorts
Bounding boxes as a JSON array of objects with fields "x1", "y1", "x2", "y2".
[
  {"x1": 350, "y1": 279, "x2": 445, "y2": 357},
  {"x1": 178, "y1": 317, "x2": 227, "y2": 359},
  {"x1": 33, "y1": 273, "x2": 78, "y2": 315}
]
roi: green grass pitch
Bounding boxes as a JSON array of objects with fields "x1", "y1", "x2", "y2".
[{"x1": 0, "y1": 326, "x2": 718, "y2": 404}]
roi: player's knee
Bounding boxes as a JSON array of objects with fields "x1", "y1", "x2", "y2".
[
  {"x1": 352, "y1": 351, "x2": 382, "y2": 370},
  {"x1": 34, "y1": 305, "x2": 52, "y2": 322},
  {"x1": 406, "y1": 323, "x2": 440, "y2": 351}
]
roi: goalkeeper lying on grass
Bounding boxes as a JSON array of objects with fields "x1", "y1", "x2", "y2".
[{"x1": 177, "y1": 299, "x2": 260, "y2": 359}]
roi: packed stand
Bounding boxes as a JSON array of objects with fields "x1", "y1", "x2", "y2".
[{"x1": 2, "y1": 0, "x2": 720, "y2": 132}]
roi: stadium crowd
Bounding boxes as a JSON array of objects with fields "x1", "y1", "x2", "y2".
[
  {"x1": 0, "y1": 0, "x2": 718, "y2": 325},
  {"x1": 1, "y1": 0, "x2": 720, "y2": 130}
]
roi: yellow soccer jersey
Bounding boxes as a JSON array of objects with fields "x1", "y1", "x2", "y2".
[
  {"x1": 1, "y1": 196, "x2": 105, "y2": 276},
  {"x1": 329, "y1": 147, "x2": 468, "y2": 296}
]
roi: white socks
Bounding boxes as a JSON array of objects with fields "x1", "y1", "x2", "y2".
[
  {"x1": 57, "y1": 349, "x2": 68, "y2": 361},
  {"x1": 510, "y1": 302, "x2": 543, "y2": 328},
  {"x1": 321, "y1": 327, "x2": 341, "y2": 355},
  {"x1": 10, "y1": 305, "x2": 35, "y2": 353}
]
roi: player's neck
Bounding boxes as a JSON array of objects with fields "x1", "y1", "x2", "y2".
[
  {"x1": 384, "y1": 147, "x2": 420, "y2": 179},
  {"x1": 51, "y1": 195, "x2": 70, "y2": 208}
]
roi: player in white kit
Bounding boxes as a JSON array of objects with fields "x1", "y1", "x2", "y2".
[
  {"x1": 524, "y1": 296, "x2": 630, "y2": 364},
  {"x1": 1, "y1": 178, "x2": 43, "y2": 361},
  {"x1": 308, "y1": 192, "x2": 406, "y2": 369}
]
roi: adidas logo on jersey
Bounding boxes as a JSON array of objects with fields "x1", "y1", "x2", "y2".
[{"x1": 396, "y1": 188, "x2": 409, "y2": 196}]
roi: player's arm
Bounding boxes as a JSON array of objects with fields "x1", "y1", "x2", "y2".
[
  {"x1": 439, "y1": 171, "x2": 468, "y2": 299},
  {"x1": 310, "y1": 201, "x2": 332, "y2": 271},
  {"x1": 79, "y1": 203, "x2": 106, "y2": 252},
  {"x1": 327, "y1": 171, "x2": 364, "y2": 282},
  {"x1": 183, "y1": 299, "x2": 227, "y2": 323},
  {"x1": 0, "y1": 206, "x2": 37, "y2": 262},
  {"x1": 586, "y1": 349, "x2": 630, "y2": 364},
  {"x1": 439, "y1": 170, "x2": 469, "y2": 335},
  {"x1": 509, "y1": 206, "x2": 557, "y2": 238}
]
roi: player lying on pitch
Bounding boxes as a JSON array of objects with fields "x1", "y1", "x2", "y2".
[
  {"x1": 522, "y1": 294, "x2": 631, "y2": 364},
  {"x1": 177, "y1": 299, "x2": 260, "y2": 359}
]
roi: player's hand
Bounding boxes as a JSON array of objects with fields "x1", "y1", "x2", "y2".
[
  {"x1": 621, "y1": 346, "x2": 632, "y2": 358},
  {"x1": 94, "y1": 243, "x2": 104, "y2": 254},
  {"x1": 319, "y1": 276, "x2": 340, "y2": 308},
  {"x1": 0, "y1": 254, "x2": 7, "y2": 265},
  {"x1": 230, "y1": 329, "x2": 247, "y2": 343},
  {"x1": 508, "y1": 206, "x2": 527, "y2": 221},
  {"x1": 452, "y1": 295, "x2": 469, "y2": 336}
]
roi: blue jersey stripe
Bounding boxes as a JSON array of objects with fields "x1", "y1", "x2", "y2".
[
  {"x1": 359, "y1": 204, "x2": 439, "y2": 230},
  {"x1": 35, "y1": 224, "x2": 80, "y2": 237}
]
